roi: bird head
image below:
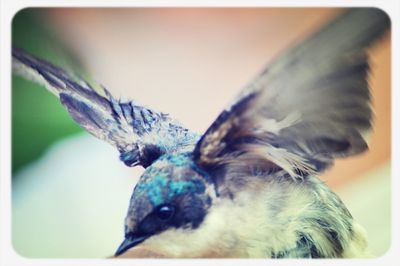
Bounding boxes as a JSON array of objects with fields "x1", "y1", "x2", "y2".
[{"x1": 115, "y1": 153, "x2": 214, "y2": 256}]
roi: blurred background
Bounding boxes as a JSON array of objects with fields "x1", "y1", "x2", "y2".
[{"x1": 12, "y1": 8, "x2": 391, "y2": 258}]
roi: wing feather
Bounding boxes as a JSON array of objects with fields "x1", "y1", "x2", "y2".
[
  {"x1": 194, "y1": 8, "x2": 390, "y2": 178},
  {"x1": 13, "y1": 48, "x2": 199, "y2": 167}
]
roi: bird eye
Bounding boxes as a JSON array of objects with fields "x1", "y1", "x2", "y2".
[{"x1": 156, "y1": 204, "x2": 175, "y2": 221}]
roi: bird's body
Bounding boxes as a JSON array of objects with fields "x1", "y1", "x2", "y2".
[
  {"x1": 120, "y1": 151, "x2": 368, "y2": 258},
  {"x1": 12, "y1": 8, "x2": 389, "y2": 258}
]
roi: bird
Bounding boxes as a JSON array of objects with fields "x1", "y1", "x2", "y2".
[{"x1": 12, "y1": 8, "x2": 390, "y2": 258}]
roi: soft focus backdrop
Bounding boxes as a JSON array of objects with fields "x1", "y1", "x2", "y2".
[{"x1": 12, "y1": 8, "x2": 391, "y2": 258}]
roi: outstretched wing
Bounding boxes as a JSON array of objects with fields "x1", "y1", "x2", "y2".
[
  {"x1": 193, "y1": 8, "x2": 390, "y2": 179},
  {"x1": 13, "y1": 48, "x2": 199, "y2": 168}
]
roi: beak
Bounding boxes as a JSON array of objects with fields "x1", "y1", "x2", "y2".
[{"x1": 115, "y1": 235, "x2": 147, "y2": 256}]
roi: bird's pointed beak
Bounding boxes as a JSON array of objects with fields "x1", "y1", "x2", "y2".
[{"x1": 115, "y1": 235, "x2": 147, "y2": 256}]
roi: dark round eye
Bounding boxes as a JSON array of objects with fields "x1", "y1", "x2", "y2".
[{"x1": 156, "y1": 205, "x2": 175, "y2": 221}]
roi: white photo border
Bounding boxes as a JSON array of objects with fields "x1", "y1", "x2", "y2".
[{"x1": 1, "y1": 1, "x2": 398, "y2": 266}]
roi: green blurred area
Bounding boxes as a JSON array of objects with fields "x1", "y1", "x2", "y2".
[{"x1": 12, "y1": 9, "x2": 84, "y2": 174}]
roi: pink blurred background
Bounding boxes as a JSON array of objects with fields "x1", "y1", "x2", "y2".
[{"x1": 46, "y1": 8, "x2": 391, "y2": 189}]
